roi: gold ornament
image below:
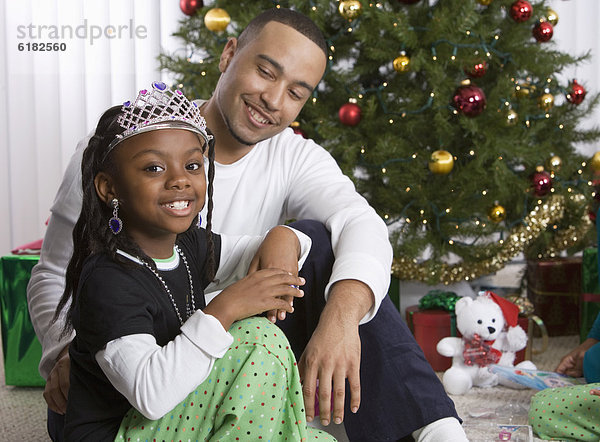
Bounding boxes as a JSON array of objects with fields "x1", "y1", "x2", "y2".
[
  {"x1": 338, "y1": 0, "x2": 363, "y2": 20},
  {"x1": 488, "y1": 204, "x2": 506, "y2": 223},
  {"x1": 538, "y1": 93, "x2": 554, "y2": 111},
  {"x1": 545, "y1": 8, "x2": 559, "y2": 26},
  {"x1": 515, "y1": 82, "x2": 536, "y2": 99},
  {"x1": 591, "y1": 151, "x2": 600, "y2": 172},
  {"x1": 547, "y1": 155, "x2": 562, "y2": 172},
  {"x1": 505, "y1": 109, "x2": 518, "y2": 126},
  {"x1": 428, "y1": 150, "x2": 454, "y2": 175},
  {"x1": 393, "y1": 52, "x2": 411, "y2": 73},
  {"x1": 204, "y1": 8, "x2": 231, "y2": 33},
  {"x1": 476, "y1": 0, "x2": 493, "y2": 5}
]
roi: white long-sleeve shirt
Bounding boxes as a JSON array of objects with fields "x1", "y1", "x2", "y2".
[
  {"x1": 92, "y1": 229, "x2": 311, "y2": 420},
  {"x1": 27, "y1": 124, "x2": 393, "y2": 380}
]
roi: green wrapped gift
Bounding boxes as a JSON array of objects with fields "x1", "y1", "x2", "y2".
[
  {"x1": 0, "y1": 255, "x2": 45, "y2": 386},
  {"x1": 581, "y1": 248, "x2": 600, "y2": 343}
]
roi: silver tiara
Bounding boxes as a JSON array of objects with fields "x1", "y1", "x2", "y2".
[{"x1": 106, "y1": 81, "x2": 212, "y2": 153}]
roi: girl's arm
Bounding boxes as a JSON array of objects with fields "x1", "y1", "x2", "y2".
[
  {"x1": 95, "y1": 227, "x2": 309, "y2": 420},
  {"x1": 97, "y1": 268, "x2": 305, "y2": 420},
  {"x1": 96, "y1": 309, "x2": 232, "y2": 420},
  {"x1": 204, "y1": 226, "x2": 310, "y2": 330},
  {"x1": 207, "y1": 225, "x2": 311, "y2": 294}
]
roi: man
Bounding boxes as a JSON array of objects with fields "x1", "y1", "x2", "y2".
[{"x1": 27, "y1": 8, "x2": 466, "y2": 442}]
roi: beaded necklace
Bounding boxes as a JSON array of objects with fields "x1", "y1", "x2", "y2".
[{"x1": 140, "y1": 245, "x2": 195, "y2": 326}]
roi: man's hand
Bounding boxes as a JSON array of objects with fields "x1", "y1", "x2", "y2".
[
  {"x1": 298, "y1": 280, "x2": 373, "y2": 426},
  {"x1": 555, "y1": 337, "x2": 598, "y2": 378},
  {"x1": 43, "y1": 344, "x2": 71, "y2": 414},
  {"x1": 247, "y1": 226, "x2": 300, "y2": 323}
]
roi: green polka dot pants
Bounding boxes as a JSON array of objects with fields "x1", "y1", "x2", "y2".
[
  {"x1": 529, "y1": 382, "x2": 600, "y2": 441},
  {"x1": 115, "y1": 316, "x2": 336, "y2": 441}
]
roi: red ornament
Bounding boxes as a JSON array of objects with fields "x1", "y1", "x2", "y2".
[
  {"x1": 465, "y1": 60, "x2": 488, "y2": 78},
  {"x1": 532, "y1": 170, "x2": 552, "y2": 196},
  {"x1": 180, "y1": 0, "x2": 203, "y2": 16},
  {"x1": 509, "y1": 0, "x2": 533, "y2": 23},
  {"x1": 452, "y1": 84, "x2": 487, "y2": 117},
  {"x1": 567, "y1": 80, "x2": 586, "y2": 105},
  {"x1": 339, "y1": 102, "x2": 362, "y2": 126},
  {"x1": 533, "y1": 21, "x2": 553, "y2": 42}
]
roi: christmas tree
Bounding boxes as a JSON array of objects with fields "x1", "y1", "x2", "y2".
[{"x1": 165, "y1": 0, "x2": 600, "y2": 284}]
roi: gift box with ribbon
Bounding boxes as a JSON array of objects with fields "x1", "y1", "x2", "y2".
[
  {"x1": 0, "y1": 254, "x2": 45, "y2": 386},
  {"x1": 526, "y1": 257, "x2": 581, "y2": 336},
  {"x1": 405, "y1": 290, "x2": 461, "y2": 372}
]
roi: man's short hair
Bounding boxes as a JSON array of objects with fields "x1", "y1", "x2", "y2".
[{"x1": 237, "y1": 8, "x2": 327, "y2": 58}]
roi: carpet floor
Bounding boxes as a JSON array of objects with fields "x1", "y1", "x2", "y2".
[{"x1": 0, "y1": 334, "x2": 579, "y2": 441}]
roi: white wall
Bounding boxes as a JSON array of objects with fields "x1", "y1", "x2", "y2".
[
  {"x1": 551, "y1": 0, "x2": 600, "y2": 156},
  {"x1": 0, "y1": 0, "x2": 186, "y2": 255},
  {"x1": 0, "y1": 0, "x2": 598, "y2": 256}
]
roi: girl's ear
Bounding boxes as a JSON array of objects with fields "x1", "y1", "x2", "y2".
[
  {"x1": 218, "y1": 37, "x2": 237, "y2": 73},
  {"x1": 94, "y1": 171, "x2": 117, "y2": 206}
]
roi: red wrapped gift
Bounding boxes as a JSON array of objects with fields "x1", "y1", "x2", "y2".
[
  {"x1": 406, "y1": 306, "x2": 458, "y2": 372},
  {"x1": 527, "y1": 257, "x2": 581, "y2": 336},
  {"x1": 406, "y1": 305, "x2": 529, "y2": 371}
]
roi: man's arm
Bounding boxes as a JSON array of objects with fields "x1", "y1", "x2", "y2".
[
  {"x1": 283, "y1": 130, "x2": 393, "y2": 322},
  {"x1": 27, "y1": 139, "x2": 86, "y2": 378},
  {"x1": 280, "y1": 130, "x2": 393, "y2": 425},
  {"x1": 299, "y1": 280, "x2": 372, "y2": 426},
  {"x1": 27, "y1": 136, "x2": 88, "y2": 413}
]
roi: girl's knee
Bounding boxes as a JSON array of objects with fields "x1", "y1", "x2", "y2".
[{"x1": 229, "y1": 317, "x2": 294, "y2": 361}]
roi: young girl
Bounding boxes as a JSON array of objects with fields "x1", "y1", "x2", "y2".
[{"x1": 54, "y1": 81, "x2": 335, "y2": 441}]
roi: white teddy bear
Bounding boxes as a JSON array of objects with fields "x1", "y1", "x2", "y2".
[{"x1": 436, "y1": 291, "x2": 536, "y2": 395}]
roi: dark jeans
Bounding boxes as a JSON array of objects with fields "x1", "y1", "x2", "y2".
[
  {"x1": 285, "y1": 220, "x2": 459, "y2": 442},
  {"x1": 47, "y1": 408, "x2": 64, "y2": 442},
  {"x1": 48, "y1": 220, "x2": 459, "y2": 442}
]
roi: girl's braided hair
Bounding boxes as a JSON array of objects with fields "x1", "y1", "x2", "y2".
[{"x1": 54, "y1": 105, "x2": 217, "y2": 336}]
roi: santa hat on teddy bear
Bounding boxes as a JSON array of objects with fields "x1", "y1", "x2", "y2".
[{"x1": 483, "y1": 291, "x2": 519, "y2": 328}]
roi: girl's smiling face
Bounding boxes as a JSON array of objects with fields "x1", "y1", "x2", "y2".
[{"x1": 97, "y1": 128, "x2": 207, "y2": 258}]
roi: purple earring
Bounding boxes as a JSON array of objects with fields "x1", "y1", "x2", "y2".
[
  {"x1": 109, "y1": 198, "x2": 123, "y2": 235},
  {"x1": 196, "y1": 213, "x2": 202, "y2": 228}
]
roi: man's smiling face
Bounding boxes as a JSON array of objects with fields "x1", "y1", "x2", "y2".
[{"x1": 214, "y1": 21, "x2": 327, "y2": 147}]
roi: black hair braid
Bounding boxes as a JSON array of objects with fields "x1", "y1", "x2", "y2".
[
  {"x1": 54, "y1": 104, "x2": 216, "y2": 335},
  {"x1": 54, "y1": 133, "x2": 107, "y2": 335},
  {"x1": 204, "y1": 130, "x2": 217, "y2": 283},
  {"x1": 53, "y1": 106, "x2": 156, "y2": 335}
]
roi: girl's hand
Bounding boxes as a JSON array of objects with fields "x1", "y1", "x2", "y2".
[
  {"x1": 247, "y1": 226, "x2": 301, "y2": 323},
  {"x1": 203, "y1": 269, "x2": 305, "y2": 330}
]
